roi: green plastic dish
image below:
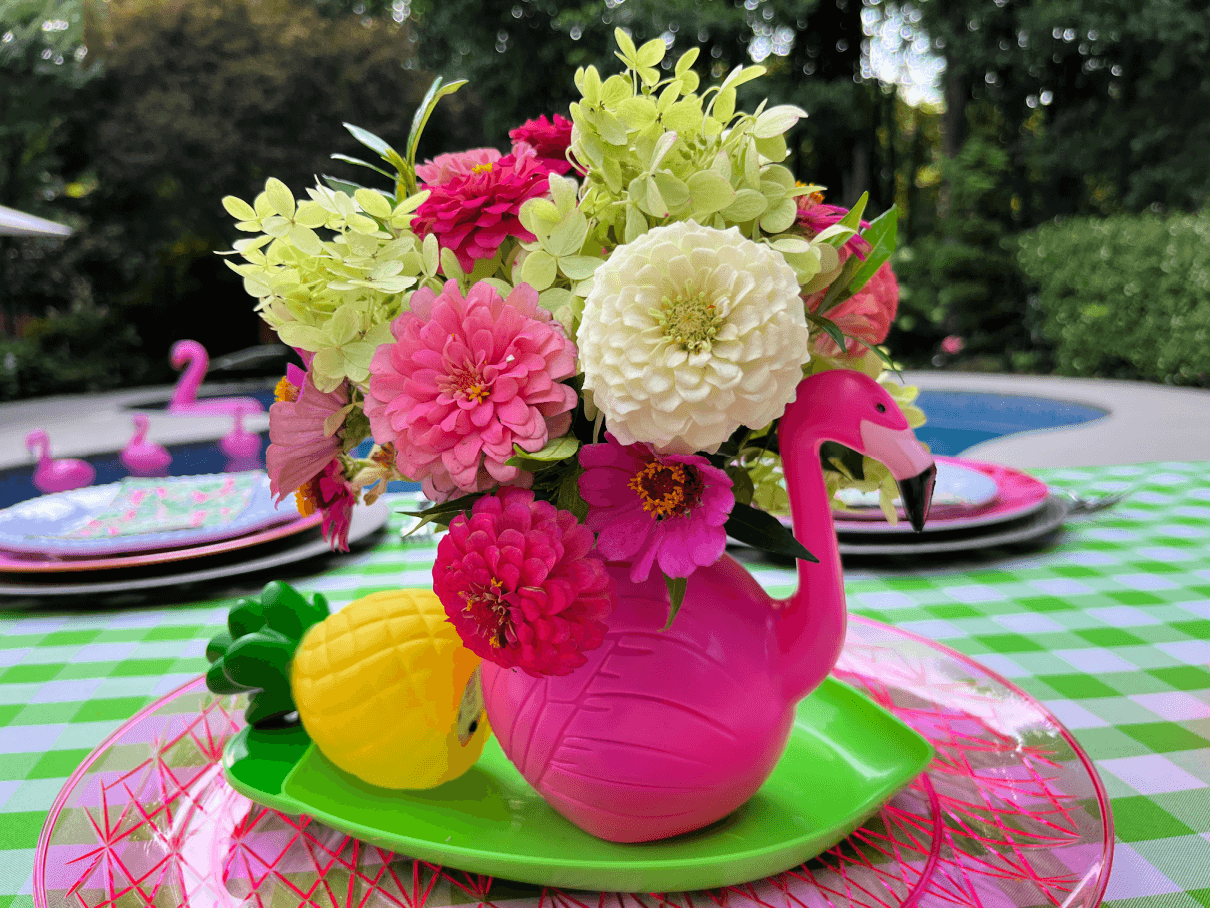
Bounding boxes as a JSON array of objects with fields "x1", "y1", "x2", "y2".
[{"x1": 223, "y1": 676, "x2": 932, "y2": 891}]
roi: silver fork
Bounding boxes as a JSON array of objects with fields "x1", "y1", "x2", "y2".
[{"x1": 1062, "y1": 487, "x2": 1134, "y2": 516}]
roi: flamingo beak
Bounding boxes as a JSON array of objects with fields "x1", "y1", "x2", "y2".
[
  {"x1": 897, "y1": 463, "x2": 936, "y2": 533},
  {"x1": 859, "y1": 420, "x2": 937, "y2": 532}
]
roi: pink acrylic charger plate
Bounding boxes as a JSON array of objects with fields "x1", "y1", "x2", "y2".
[{"x1": 34, "y1": 616, "x2": 1114, "y2": 908}]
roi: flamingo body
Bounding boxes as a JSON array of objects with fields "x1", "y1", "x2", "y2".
[
  {"x1": 482, "y1": 370, "x2": 937, "y2": 843},
  {"x1": 26, "y1": 430, "x2": 96, "y2": 494},
  {"x1": 120, "y1": 414, "x2": 172, "y2": 476},
  {"x1": 166, "y1": 340, "x2": 265, "y2": 416}
]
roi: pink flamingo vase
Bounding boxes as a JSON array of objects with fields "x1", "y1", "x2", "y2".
[
  {"x1": 120, "y1": 414, "x2": 172, "y2": 476},
  {"x1": 26, "y1": 430, "x2": 96, "y2": 494},
  {"x1": 167, "y1": 340, "x2": 265, "y2": 416},
  {"x1": 481, "y1": 369, "x2": 937, "y2": 844},
  {"x1": 219, "y1": 406, "x2": 262, "y2": 461}
]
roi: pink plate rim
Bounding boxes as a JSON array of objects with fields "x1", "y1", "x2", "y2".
[
  {"x1": 34, "y1": 615, "x2": 1115, "y2": 907},
  {"x1": 0, "y1": 511, "x2": 322, "y2": 574}
]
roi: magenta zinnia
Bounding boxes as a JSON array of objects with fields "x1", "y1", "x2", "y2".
[
  {"x1": 415, "y1": 148, "x2": 502, "y2": 186},
  {"x1": 364, "y1": 280, "x2": 578, "y2": 502},
  {"x1": 411, "y1": 152, "x2": 551, "y2": 272},
  {"x1": 434, "y1": 489, "x2": 616, "y2": 677},
  {"x1": 578, "y1": 433, "x2": 735, "y2": 584},
  {"x1": 806, "y1": 261, "x2": 900, "y2": 359},
  {"x1": 296, "y1": 458, "x2": 357, "y2": 552},
  {"x1": 796, "y1": 192, "x2": 871, "y2": 259},
  {"x1": 509, "y1": 114, "x2": 574, "y2": 175}
]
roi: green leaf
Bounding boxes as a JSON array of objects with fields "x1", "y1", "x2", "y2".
[
  {"x1": 343, "y1": 123, "x2": 393, "y2": 159},
  {"x1": 222, "y1": 196, "x2": 257, "y2": 221},
  {"x1": 404, "y1": 78, "x2": 468, "y2": 193},
  {"x1": 810, "y1": 313, "x2": 851, "y2": 354},
  {"x1": 687, "y1": 170, "x2": 736, "y2": 215},
  {"x1": 330, "y1": 154, "x2": 396, "y2": 182},
  {"x1": 835, "y1": 192, "x2": 869, "y2": 236},
  {"x1": 520, "y1": 249, "x2": 557, "y2": 291},
  {"x1": 844, "y1": 206, "x2": 899, "y2": 297},
  {"x1": 662, "y1": 575, "x2": 687, "y2": 630},
  {"x1": 724, "y1": 503, "x2": 818, "y2": 563},
  {"x1": 399, "y1": 491, "x2": 485, "y2": 535},
  {"x1": 505, "y1": 435, "x2": 581, "y2": 470},
  {"x1": 321, "y1": 175, "x2": 363, "y2": 196}
]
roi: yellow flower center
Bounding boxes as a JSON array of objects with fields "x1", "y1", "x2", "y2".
[
  {"x1": 628, "y1": 461, "x2": 705, "y2": 520},
  {"x1": 295, "y1": 477, "x2": 320, "y2": 516},
  {"x1": 471, "y1": 162, "x2": 495, "y2": 174},
  {"x1": 655, "y1": 289, "x2": 723, "y2": 354},
  {"x1": 275, "y1": 376, "x2": 299, "y2": 403},
  {"x1": 463, "y1": 579, "x2": 512, "y2": 648}
]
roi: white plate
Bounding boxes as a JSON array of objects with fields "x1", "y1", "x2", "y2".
[
  {"x1": 834, "y1": 458, "x2": 999, "y2": 512},
  {"x1": 0, "y1": 498, "x2": 389, "y2": 597},
  {"x1": 837, "y1": 495, "x2": 1071, "y2": 556},
  {"x1": 0, "y1": 472, "x2": 298, "y2": 556}
]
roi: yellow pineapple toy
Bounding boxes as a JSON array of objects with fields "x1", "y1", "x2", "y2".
[{"x1": 206, "y1": 581, "x2": 491, "y2": 789}]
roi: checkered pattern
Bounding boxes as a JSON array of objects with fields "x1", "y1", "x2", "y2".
[{"x1": 1, "y1": 460, "x2": 1208, "y2": 907}]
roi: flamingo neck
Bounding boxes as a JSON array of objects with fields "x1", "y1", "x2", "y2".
[
  {"x1": 775, "y1": 428, "x2": 847, "y2": 704},
  {"x1": 172, "y1": 346, "x2": 207, "y2": 407}
]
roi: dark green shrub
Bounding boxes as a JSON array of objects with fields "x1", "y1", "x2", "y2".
[{"x1": 1019, "y1": 211, "x2": 1210, "y2": 386}]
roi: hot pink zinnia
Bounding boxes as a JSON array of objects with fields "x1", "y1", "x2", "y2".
[
  {"x1": 364, "y1": 280, "x2": 578, "y2": 502},
  {"x1": 265, "y1": 366, "x2": 349, "y2": 503},
  {"x1": 434, "y1": 489, "x2": 616, "y2": 677},
  {"x1": 578, "y1": 433, "x2": 735, "y2": 584},
  {"x1": 807, "y1": 261, "x2": 900, "y2": 359},
  {"x1": 415, "y1": 148, "x2": 502, "y2": 186},
  {"x1": 411, "y1": 152, "x2": 552, "y2": 272},
  {"x1": 509, "y1": 114, "x2": 574, "y2": 175}
]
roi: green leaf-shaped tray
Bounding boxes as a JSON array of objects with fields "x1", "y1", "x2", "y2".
[{"x1": 223, "y1": 676, "x2": 931, "y2": 891}]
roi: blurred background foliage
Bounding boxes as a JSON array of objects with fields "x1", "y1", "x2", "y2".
[{"x1": 1, "y1": 0, "x2": 1208, "y2": 399}]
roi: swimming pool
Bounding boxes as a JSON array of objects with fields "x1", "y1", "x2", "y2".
[
  {"x1": 1, "y1": 389, "x2": 1107, "y2": 509},
  {"x1": 912, "y1": 390, "x2": 1107, "y2": 457}
]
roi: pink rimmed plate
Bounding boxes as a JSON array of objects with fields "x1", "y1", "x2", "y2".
[
  {"x1": 833, "y1": 457, "x2": 1050, "y2": 535},
  {"x1": 35, "y1": 616, "x2": 1112, "y2": 908}
]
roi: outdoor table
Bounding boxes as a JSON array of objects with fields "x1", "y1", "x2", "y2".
[{"x1": 1, "y1": 459, "x2": 1208, "y2": 905}]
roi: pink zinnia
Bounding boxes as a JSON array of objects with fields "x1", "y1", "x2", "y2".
[
  {"x1": 265, "y1": 366, "x2": 349, "y2": 503},
  {"x1": 415, "y1": 148, "x2": 502, "y2": 186},
  {"x1": 412, "y1": 152, "x2": 552, "y2": 272},
  {"x1": 364, "y1": 280, "x2": 578, "y2": 502},
  {"x1": 434, "y1": 489, "x2": 616, "y2": 677},
  {"x1": 796, "y1": 192, "x2": 871, "y2": 259},
  {"x1": 806, "y1": 261, "x2": 900, "y2": 359},
  {"x1": 509, "y1": 114, "x2": 574, "y2": 175},
  {"x1": 578, "y1": 434, "x2": 734, "y2": 584}
]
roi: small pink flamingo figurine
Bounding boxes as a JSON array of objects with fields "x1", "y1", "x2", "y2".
[
  {"x1": 120, "y1": 414, "x2": 172, "y2": 476},
  {"x1": 219, "y1": 406, "x2": 262, "y2": 461},
  {"x1": 167, "y1": 340, "x2": 265, "y2": 416},
  {"x1": 26, "y1": 430, "x2": 96, "y2": 494}
]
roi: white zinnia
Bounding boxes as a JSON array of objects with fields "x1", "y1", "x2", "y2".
[{"x1": 578, "y1": 221, "x2": 811, "y2": 454}]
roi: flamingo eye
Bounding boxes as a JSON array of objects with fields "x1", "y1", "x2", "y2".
[{"x1": 875, "y1": 403, "x2": 887, "y2": 413}]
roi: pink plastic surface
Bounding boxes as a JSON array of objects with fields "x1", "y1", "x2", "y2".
[
  {"x1": 25, "y1": 429, "x2": 95, "y2": 493},
  {"x1": 34, "y1": 616, "x2": 1113, "y2": 908},
  {"x1": 482, "y1": 371, "x2": 936, "y2": 843},
  {"x1": 119, "y1": 414, "x2": 173, "y2": 476},
  {"x1": 219, "y1": 408, "x2": 262, "y2": 460},
  {"x1": 166, "y1": 340, "x2": 266, "y2": 416}
]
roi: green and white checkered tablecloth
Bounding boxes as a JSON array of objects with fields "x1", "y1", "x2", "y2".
[{"x1": 1, "y1": 461, "x2": 1208, "y2": 905}]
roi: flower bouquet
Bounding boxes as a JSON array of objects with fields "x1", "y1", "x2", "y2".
[{"x1": 224, "y1": 29, "x2": 934, "y2": 846}]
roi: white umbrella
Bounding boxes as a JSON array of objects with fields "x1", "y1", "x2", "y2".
[{"x1": 0, "y1": 204, "x2": 73, "y2": 238}]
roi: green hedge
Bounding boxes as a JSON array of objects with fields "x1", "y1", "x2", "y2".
[{"x1": 1019, "y1": 211, "x2": 1210, "y2": 386}]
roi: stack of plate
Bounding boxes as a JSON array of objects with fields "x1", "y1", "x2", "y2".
[
  {"x1": 831, "y1": 456, "x2": 1070, "y2": 556},
  {"x1": 0, "y1": 471, "x2": 389, "y2": 597}
]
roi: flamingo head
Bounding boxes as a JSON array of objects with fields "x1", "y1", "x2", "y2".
[
  {"x1": 785, "y1": 370, "x2": 936, "y2": 531},
  {"x1": 24, "y1": 430, "x2": 48, "y2": 455},
  {"x1": 169, "y1": 339, "x2": 204, "y2": 370}
]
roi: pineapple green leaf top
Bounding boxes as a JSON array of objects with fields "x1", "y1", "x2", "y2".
[{"x1": 205, "y1": 581, "x2": 330, "y2": 728}]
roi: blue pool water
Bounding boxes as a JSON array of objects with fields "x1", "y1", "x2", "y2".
[
  {"x1": 911, "y1": 390, "x2": 1107, "y2": 457},
  {"x1": 1, "y1": 389, "x2": 1107, "y2": 509}
]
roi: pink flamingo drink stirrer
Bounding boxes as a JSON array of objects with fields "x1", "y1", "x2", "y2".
[
  {"x1": 26, "y1": 430, "x2": 96, "y2": 494},
  {"x1": 219, "y1": 406, "x2": 262, "y2": 461},
  {"x1": 167, "y1": 340, "x2": 265, "y2": 416},
  {"x1": 119, "y1": 414, "x2": 172, "y2": 476}
]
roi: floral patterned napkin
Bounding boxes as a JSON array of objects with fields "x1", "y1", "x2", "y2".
[{"x1": 59, "y1": 474, "x2": 258, "y2": 538}]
